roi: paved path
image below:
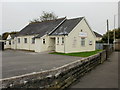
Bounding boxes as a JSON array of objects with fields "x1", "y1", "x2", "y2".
[
  {"x1": 2, "y1": 50, "x2": 82, "y2": 79},
  {"x1": 69, "y1": 51, "x2": 118, "y2": 88}
]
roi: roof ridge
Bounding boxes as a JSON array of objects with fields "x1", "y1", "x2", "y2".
[
  {"x1": 49, "y1": 17, "x2": 84, "y2": 36},
  {"x1": 29, "y1": 17, "x2": 66, "y2": 24},
  {"x1": 67, "y1": 17, "x2": 84, "y2": 20},
  {"x1": 48, "y1": 17, "x2": 67, "y2": 35}
]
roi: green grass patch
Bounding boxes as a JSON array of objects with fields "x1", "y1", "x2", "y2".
[{"x1": 50, "y1": 49, "x2": 103, "y2": 57}]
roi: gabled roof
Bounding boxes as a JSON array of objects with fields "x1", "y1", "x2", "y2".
[
  {"x1": 17, "y1": 18, "x2": 66, "y2": 37},
  {"x1": 16, "y1": 17, "x2": 84, "y2": 38},
  {"x1": 49, "y1": 17, "x2": 84, "y2": 36},
  {"x1": 93, "y1": 31, "x2": 103, "y2": 37}
]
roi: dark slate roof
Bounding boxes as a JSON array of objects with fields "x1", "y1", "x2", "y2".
[
  {"x1": 49, "y1": 17, "x2": 84, "y2": 36},
  {"x1": 93, "y1": 31, "x2": 103, "y2": 37},
  {"x1": 17, "y1": 18, "x2": 66, "y2": 37},
  {"x1": 10, "y1": 34, "x2": 17, "y2": 39}
]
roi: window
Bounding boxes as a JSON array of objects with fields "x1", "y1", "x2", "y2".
[
  {"x1": 9, "y1": 41, "x2": 11, "y2": 45},
  {"x1": 24, "y1": 38, "x2": 27, "y2": 43},
  {"x1": 57, "y1": 37, "x2": 59, "y2": 44},
  {"x1": 81, "y1": 38, "x2": 85, "y2": 46},
  {"x1": 32, "y1": 38, "x2": 35, "y2": 44},
  {"x1": 73, "y1": 37, "x2": 77, "y2": 48},
  {"x1": 89, "y1": 40, "x2": 92, "y2": 45},
  {"x1": 18, "y1": 38, "x2": 20, "y2": 43},
  {"x1": 43, "y1": 39, "x2": 45, "y2": 44},
  {"x1": 62, "y1": 37, "x2": 64, "y2": 44}
]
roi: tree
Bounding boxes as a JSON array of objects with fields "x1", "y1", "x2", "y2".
[
  {"x1": 101, "y1": 28, "x2": 120, "y2": 43},
  {"x1": 2, "y1": 31, "x2": 19, "y2": 40},
  {"x1": 2, "y1": 32, "x2": 9, "y2": 40},
  {"x1": 40, "y1": 11, "x2": 58, "y2": 21},
  {"x1": 30, "y1": 11, "x2": 58, "y2": 23}
]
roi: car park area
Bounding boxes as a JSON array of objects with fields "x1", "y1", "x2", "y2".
[{"x1": 2, "y1": 50, "x2": 82, "y2": 79}]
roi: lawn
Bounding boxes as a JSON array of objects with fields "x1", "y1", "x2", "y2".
[{"x1": 50, "y1": 49, "x2": 103, "y2": 57}]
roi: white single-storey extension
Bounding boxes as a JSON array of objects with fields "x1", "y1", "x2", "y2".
[
  {"x1": 93, "y1": 31, "x2": 103, "y2": 41},
  {"x1": 4, "y1": 17, "x2": 96, "y2": 53},
  {"x1": 4, "y1": 34, "x2": 14, "y2": 49}
]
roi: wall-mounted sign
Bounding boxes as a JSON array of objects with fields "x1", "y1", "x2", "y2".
[{"x1": 79, "y1": 32, "x2": 87, "y2": 37}]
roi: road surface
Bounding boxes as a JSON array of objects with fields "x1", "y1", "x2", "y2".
[{"x1": 69, "y1": 51, "x2": 118, "y2": 88}]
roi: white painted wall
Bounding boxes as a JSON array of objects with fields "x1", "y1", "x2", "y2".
[
  {"x1": 7, "y1": 35, "x2": 11, "y2": 40},
  {"x1": 55, "y1": 36, "x2": 65, "y2": 53},
  {"x1": 4, "y1": 18, "x2": 96, "y2": 53},
  {"x1": 11, "y1": 39, "x2": 15, "y2": 49},
  {"x1": 35, "y1": 38, "x2": 41, "y2": 52},
  {"x1": 4, "y1": 34, "x2": 12, "y2": 49},
  {"x1": 15, "y1": 35, "x2": 37, "y2": 51},
  {"x1": 35, "y1": 35, "x2": 55, "y2": 52},
  {"x1": 48, "y1": 37, "x2": 55, "y2": 51},
  {"x1": 40, "y1": 35, "x2": 49, "y2": 52},
  {"x1": 4, "y1": 40, "x2": 11, "y2": 49},
  {"x1": 56, "y1": 18, "x2": 96, "y2": 53}
]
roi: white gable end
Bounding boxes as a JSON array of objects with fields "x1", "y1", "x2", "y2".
[{"x1": 7, "y1": 34, "x2": 12, "y2": 40}]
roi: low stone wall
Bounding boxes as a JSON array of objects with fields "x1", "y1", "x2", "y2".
[{"x1": 0, "y1": 50, "x2": 111, "y2": 89}]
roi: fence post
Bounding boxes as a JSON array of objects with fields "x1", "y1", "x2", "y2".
[
  {"x1": 99, "y1": 52, "x2": 102, "y2": 64},
  {"x1": 106, "y1": 49, "x2": 108, "y2": 60}
]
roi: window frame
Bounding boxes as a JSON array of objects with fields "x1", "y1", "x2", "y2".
[
  {"x1": 24, "y1": 38, "x2": 27, "y2": 43},
  {"x1": 18, "y1": 38, "x2": 20, "y2": 43},
  {"x1": 81, "y1": 38, "x2": 85, "y2": 46},
  {"x1": 43, "y1": 39, "x2": 45, "y2": 44},
  {"x1": 32, "y1": 38, "x2": 35, "y2": 44},
  {"x1": 57, "y1": 37, "x2": 59, "y2": 44},
  {"x1": 62, "y1": 37, "x2": 64, "y2": 44},
  {"x1": 9, "y1": 41, "x2": 11, "y2": 45},
  {"x1": 89, "y1": 40, "x2": 92, "y2": 45}
]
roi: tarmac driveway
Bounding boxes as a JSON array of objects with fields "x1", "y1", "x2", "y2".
[{"x1": 2, "y1": 50, "x2": 82, "y2": 79}]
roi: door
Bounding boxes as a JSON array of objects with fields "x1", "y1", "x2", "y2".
[{"x1": 49, "y1": 38, "x2": 55, "y2": 51}]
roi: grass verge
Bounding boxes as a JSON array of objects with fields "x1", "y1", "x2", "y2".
[{"x1": 50, "y1": 49, "x2": 103, "y2": 57}]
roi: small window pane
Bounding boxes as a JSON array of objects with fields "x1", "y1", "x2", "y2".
[
  {"x1": 9, "y1": 41, "x2": 11, "y2": 45},
  {"x1": 18, "y1": 38, "x2": 20, "y2": 43},
  {"x1": 89, "y1": 40, "x2": 92, "y2": 45},
  {"x1": 57, "y1": 37, "x2": 59, "y2": 44},
  {"x1": 81, "y1": 38, "x2": 85, "y2": 46},
  {"x1": 43, "y1": 39, "x2": 45, "y2": 44},
  {"x1": 62, "y1": 37, "x2": 64, "y2": 44},
  {"x1": 24, "y1": 38, "x2": 27, "y2": 43},
  {"x1": 32, "y1": 38, "x2": 35, "y2": 44}
]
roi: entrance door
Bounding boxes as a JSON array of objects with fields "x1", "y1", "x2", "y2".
[{"x1": 49, "y1": 38, "x2": 55, "y2": 51}]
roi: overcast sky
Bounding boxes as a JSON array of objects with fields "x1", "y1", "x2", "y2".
[{"x1": 1, "y1": 2, "x2": 118, "y2": 35}]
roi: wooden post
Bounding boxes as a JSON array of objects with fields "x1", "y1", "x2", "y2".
[{"x1": 114, "y1": 15, "x2": 116, "y2": 50}]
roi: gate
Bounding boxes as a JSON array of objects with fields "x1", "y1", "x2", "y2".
[{"x1": 0, "y1": 42, "x2": 4, "y2": 50}]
